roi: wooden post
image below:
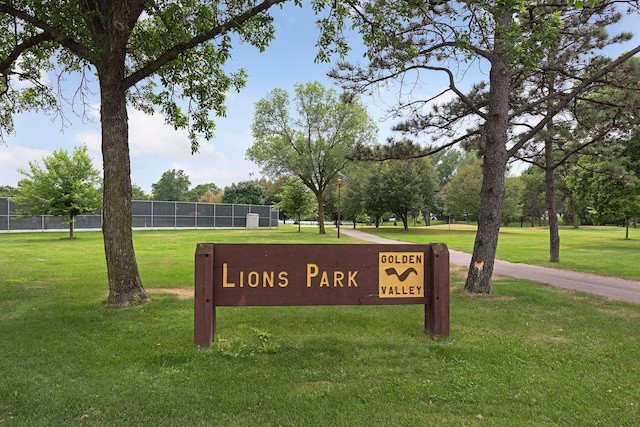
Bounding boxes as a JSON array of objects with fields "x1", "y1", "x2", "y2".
[
  {"x1": 426, "y1": 243, "x2": 450, "y2": 337},
  {"x1": 194, "y1": 243, "x2": 215, "y2": 346}
]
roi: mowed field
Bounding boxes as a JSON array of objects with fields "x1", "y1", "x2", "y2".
[{"x1": 1, "y1": 225, "x2": 639, "y2": 426}]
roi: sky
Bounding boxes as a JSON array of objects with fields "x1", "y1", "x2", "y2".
[{"x1": 0, "y1": 3, "x2": 638, "y2": 194}]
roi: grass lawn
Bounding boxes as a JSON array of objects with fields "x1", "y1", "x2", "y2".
[{"x1": 1, "y1": 225, "x2": 639, "y2": 426}]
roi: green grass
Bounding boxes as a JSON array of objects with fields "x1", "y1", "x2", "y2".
[
  {"x1": 363, "y1": 224, "x2": 640, "y2": 281},
  {"x1": 1, "y1": 225, "x2": 639, "y2": 426}
]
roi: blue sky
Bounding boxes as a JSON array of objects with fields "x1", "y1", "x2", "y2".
[
  {"x1": 0, "y1": 4, "x2": 637, "y2": 193},
  {"x1": 1, "y1": 3, "x2": 407, "y2": 194}
]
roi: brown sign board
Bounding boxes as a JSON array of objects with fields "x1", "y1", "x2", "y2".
[{"x1": 194, "y1": 243, "x2": 450, "y2": 346}]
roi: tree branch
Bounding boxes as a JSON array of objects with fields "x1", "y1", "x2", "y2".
[
  {"x1": 123, "y1": 0, "x2": 287, "y2": 89},
  {"x1": 0, "y1": 3, "x2": 94, "y2": 61},
  {"x1": 0, "y1": 32, "x2": 52, "y2": 74},
  {"x1": 508, "y1": 43, "x2": 640, "y2": 156}
]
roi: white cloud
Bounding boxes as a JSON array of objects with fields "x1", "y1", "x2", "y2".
[
  {"x1": 0, "y1": 145, "x2": 51, "y2": 186},
  {"x1": 121, "y1": 107, "x2": 262, "y2": 191},
  {"x1": 73, "y1": 130, "x2": 101, "y2": 151},
  {"x1": 128, "y1": 109, "x2": 205, "y2": 159},
  {"x1": 177, "y1": 164, "x2": 235, "y2": 185}
]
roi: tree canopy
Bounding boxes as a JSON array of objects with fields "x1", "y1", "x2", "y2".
[
  {"x1": 151, "y1": 169, "x2": 191, "y2": 201},
  {"x1": 246, "y1": 81, "x2": 377, "y2": 234},
  {"x1": 363, "y1": 158, "x2": 437, "y2": 231},
  {"x1": 277, "y1": 176, "x2": 315, "y2": 231},
  {"x1": 443, "y1": 160, "x2": 483, "y2": 223},
  {"x1": 566, "y1": 133, "x2": 640, "y2": 238},
  {"x1": 198, "y1": 188, "x2": 224, "y2": 204},
  {"x1": 222, "y1": 180, "x2": 266, "y2": 205},
  {"x1": 13, "y1": 144, "x2": 101, "y2": 238},
  {"x1": 0, "y1": 185, "x2": 16, "y2": 197},
  {"x1": 131, "y1": 184, "x2": 150, "y2": 200},
  {"x1": 336, "y1": 165, "x2": 369, "y2": 227},
  {"x1": 519, "y1": 167, "x2": 547, "y2": 226},
  {"x1": 188, "y1": 183, "x2": 220, "y2": 202}
]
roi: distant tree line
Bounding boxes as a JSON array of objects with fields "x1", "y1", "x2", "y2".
[
  {"x1": 133, "y1": 169, "x2": 285, "y2": 206},
  {"x1": 274, "y1": 141, "x2": 639, "y2": 238}
]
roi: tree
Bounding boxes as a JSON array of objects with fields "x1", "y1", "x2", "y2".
[
  {"x1": 188, "y1": 183, "x2": 219, "y2": 202},
  {"x1": 502, "y1": 176, "x2": 523, "y2": 226},
  {"x1": 0, "y1": 185, "x2": 16, "y2": 197},
  {"x1": 222, "y1": 180, "x2": 266, "y2": 205},
  {"x1": 383, "y1": 158, "x2": 436, "y2": 230},
  {"x1": 246, "y1": 81, "x2": 377, "y2": 234},
  {"x1": 322, "y1": 0, "x2": 640, "y2": 293},
  {"x1": 431, "y1": 148, "x2": 476, "y2": 189},
  {"x1": 362, "y1": 163, "x2": 389, "y2": 228},
  {"x1": 13, "y1": 145, "x2": 101, "y2": 239},
  {"x1": 560, "y1": 56, "x2": 640, "y2": 229},
  {"x1": 198, "y1": 189, "x2": 223, "y2": 204},
  {"x1": 364, "y1": 158, "x2": 436, "y2": 231},
  {"x1": 442, "y1": 160, "x2": 483, "y2": 223},
  {"x1": 519, "y1": 168, "x2": 547, "y2": 227},
  {"x1": 277, "y1": 177, "x2": 315, "y2": 231},
  {"x1": 256, "y1": 177, "x2": 284, "y2": 206},
  {"x1": 0, "y1": 0, "x2": 290, "y2": 307},
  {"x1": 151, "y1": 169, "x2": 191, "y2": 201},
  {"x1": 338, "y1": 165, "x2": 369, "y2": 228},
  {"x1": 131, "y1": 184, "x2": 150, "y2": 201},
  {"x1": 567, "y1": 135, "x2": 640, "y2": 239}
]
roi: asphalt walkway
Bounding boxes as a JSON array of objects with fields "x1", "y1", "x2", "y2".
[{"x1": 339, "y1": 228, "x2": 640, "y2": 304}]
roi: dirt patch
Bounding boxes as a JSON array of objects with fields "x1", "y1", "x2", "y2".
[
  {"x1": 147, "y1": 288, "x2": 194, "y2": 300},
  {"x1": 528, "y1": 332, "x2": 571, "y2": 344}
]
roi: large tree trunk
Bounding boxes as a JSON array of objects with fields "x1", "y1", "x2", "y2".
[
  {"x1": 465, "y1": 145, "x2": 507, "y2": 294},
  {"x1": 464, "y1": 11, "x2": 511, "y2": 295},
  {"x1": 545, "y1": 136, "x2": 560, "y2": 263},
  {"x1": 99, "y1": 31, "x2": 149, "y2": 307}
]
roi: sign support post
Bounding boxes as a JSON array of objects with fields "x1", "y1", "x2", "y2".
[
  {"x1": 194, "y1": 243, "x2": 215, "y2": 345},
  {"x1": 425, "y1": 243, "x2": 450, "y2": 337}
]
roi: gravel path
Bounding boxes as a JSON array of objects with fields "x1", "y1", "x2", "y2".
[{"x1": 339, "y1": 228, "x2": 640, "y2": 304}]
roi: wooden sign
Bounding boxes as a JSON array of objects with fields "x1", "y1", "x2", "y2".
[{"x1": 194, "y1": 243, "x2": 449, "y2": 346}]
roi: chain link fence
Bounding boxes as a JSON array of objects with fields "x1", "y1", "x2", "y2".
[{"x1": 0, "y1": 198, "x2": 279, "y2": 232}]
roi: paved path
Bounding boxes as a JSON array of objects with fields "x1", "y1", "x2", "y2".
[{"x1": 339, "y1": 228, "x2": 640, "y2": 304}]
